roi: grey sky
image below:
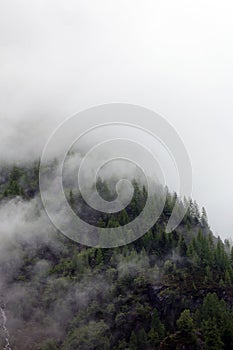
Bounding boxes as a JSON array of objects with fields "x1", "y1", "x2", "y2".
[{"x1": 1, "y1": 0, "x2": 233, "y2": 238}]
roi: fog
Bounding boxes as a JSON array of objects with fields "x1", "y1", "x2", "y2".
[
  {"x1": 1, "y1": 0, "x2": 233, "y2": 237},
  {"x1": 0, "y1": 193, "x2": 163, "y2": 349}
]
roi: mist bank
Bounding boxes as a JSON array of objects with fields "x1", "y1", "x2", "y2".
[{"x1": 1, "y1": 158, "x2": 233, "y2": 348}]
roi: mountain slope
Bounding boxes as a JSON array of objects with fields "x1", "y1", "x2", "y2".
[{"x1": 0, "y1": 164, "x2": 233, "y2": 350}]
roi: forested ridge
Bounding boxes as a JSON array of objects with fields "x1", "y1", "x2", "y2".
[{"x1": 0, "y1": 164, "x2": 233, "y2": 350}]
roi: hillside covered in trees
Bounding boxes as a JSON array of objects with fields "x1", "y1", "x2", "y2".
[{"x1": 0, "y1": 163, "x2": 233, "y2": 350}]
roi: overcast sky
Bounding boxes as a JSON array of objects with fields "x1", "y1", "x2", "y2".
[{"x1": 1, "y1": 0, "x2": 233, "y2": 238}]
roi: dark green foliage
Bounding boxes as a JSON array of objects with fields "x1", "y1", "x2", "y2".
[
  {"x1": 63, "y1": 320, "x2": 110, "y2": 350},
  {"x1": 41, "y1": 339, "x2": 59, "y2": 350},
  {"x1": 202, "y1": 318, "x2": 224, "y2": 350},
  {"x1": 129, "y1": 331, "x2": 138, "y2": 350},
  {"x1": 0, "y1": 163, "x2": 39, "y2": 198},
  {"x1": 177, "y1": 234, "x2": 187, "y2": 257},
  {"x1": 177, "y1": 309, "x2": 194, "y2": 334},
  {"x1": 1, "y1": 164, "x2": 233, "y2": 350}
]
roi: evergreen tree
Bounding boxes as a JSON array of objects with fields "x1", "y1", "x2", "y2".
[
  {"x1": 96, "y1": 248, "x2": 104, "y2": 266},
  {"x1": 177, "y1": 309, "x2": 194, "y2": 334},
  {"x1": 129, "y1": 331, "x2": 138, "y2": 350},
  {"x1": 178, "y1": 234, "x2": 187, "y2": 257},
  {"x1": 201, "y1": 207, "x2": 209, "y2": 228},
  {"x1": 138, "y1": 328, "x2": 147, "y2": 348},
  {"x1": 193, "y1": 200, "x2": 200, "y2": 222},
  {"x1": 150, "y1": 308, "x2": 165, "y2": 343},
  {"x1": 202, "y1": 318, "x2": 224, "y2": 350}
]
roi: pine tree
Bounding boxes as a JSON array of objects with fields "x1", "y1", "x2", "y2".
[
  {"x1": 96, "y1": 248, "x2": 104, "y2": 266},
  {"x1": 178, "y1": 234, "x2": 187, "y2": 257},
  {"x1": 98, "y1": 217, "x2": 105, "y2": 228},
  {"x1": 138, "y1": 328, "x2": 147, "y2": 348},
  {"x1": 177, "y1": 309, "x2": 194, "y2": 334},
  {"x1": 129, "y1": 331, "x2": 138, "y2": 350},
  {"x1": 201, "y1": 207, "x2": 209, "y2": 228},
  {"x1": 119, "y1": 209, "x2": 129, "y2": 225},
  {"x1": 202, "y1": 318, "x2": 224, "y2": 350},
  {"x1": 148, "y1": 328, "x2": 160, "y2": 346},
  {"x1": 193, "y1": 200, "x2": 200, "y2": 222},
  {"x1": 224, "y1": 269, "x2": 231, "y2": 285},
  {"x1": 151, "y1": 308, "x2": 165, "y2": 341}
]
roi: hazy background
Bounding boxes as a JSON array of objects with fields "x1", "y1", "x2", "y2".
[{"x1": 1, "y1": 0, "x2": 233, "y2": 238}]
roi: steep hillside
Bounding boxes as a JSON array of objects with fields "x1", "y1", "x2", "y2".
[{"x1": 0, "y1": 164, "x2": 233, "y2": 350}]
